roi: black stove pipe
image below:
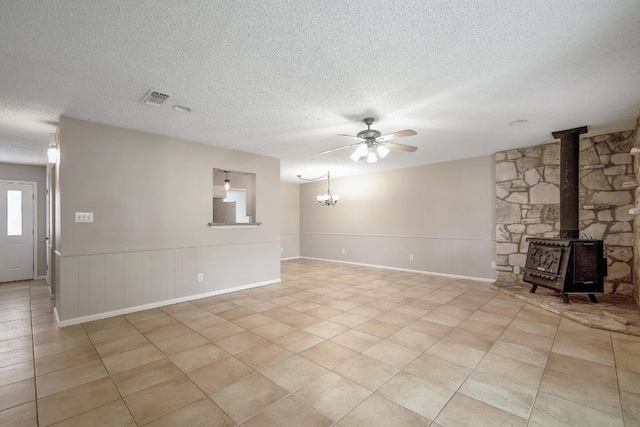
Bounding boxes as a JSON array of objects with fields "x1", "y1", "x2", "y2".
[{"x1": 551, "y1": 126, "x2": 588, "y2": 239}]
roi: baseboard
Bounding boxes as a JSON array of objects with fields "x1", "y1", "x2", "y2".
[
  {"x1": 35, "y1": 275, "x2": 46, "y2": 280},
  {"x1": 280, "y1": 256, "x2": 301, "y2": 261},
  {"x1": 56, "y1": 278, "x2": 281, "y2": 327},
  {"x1": 299, "y1": 257, "x2": 495, "y2": 283}
]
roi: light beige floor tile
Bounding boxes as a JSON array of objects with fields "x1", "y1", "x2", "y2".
[
  {"x1": 111, "y1": 358, "x2": 182, "y2": 396},
  {"x1": 130, "y1": 315, "x2": 177, "y2": 333},
  {"x1": 181, "y1": 313, "x2": 226, "y2": 331},
  {"x1": 387, "y1": 327, "x2": 438, "y2": 352},
  {"x1": 0, "y1": 326, "x2": 32, "y2": 341},
  {"x1": 328, "y1": 312, "x2": 369, "y2": 328},
  {"x1": 354, "y1": 319, "x2": 402, "y2": 338},
  {"x1": 34, "y1": 335, "x2": 92, "y2": 359},
  {"x1": 404, "y1": 353, "x2": 472, "y2": 391},
  {"x1": 406, "y1": 319, "x2": 453, "y2": 339},
  {"x1": 82, "y1": 316, "x2": 130, "y2": 333},
  {"x1": 280, "y1": 312, "x2": 323, "y2": 329},
  {"x1": 546, "y1": 352, "x2": 617, "y2": 388},
  {"x1": 304, "y1": 320, "x2": 348, "y2": 339},
  {"x1": 236, "y1": 341, "x2": 292, "y2": 371},
  {"x1": 442, "y1": 327, "x2": 497, "y2": 351},
  {"x1": 426, "y1": 340, "x2": 486, "y2": 369},
  {"x1": 530, "y1": 392, "x2": 624, "y2": 427},
  {"x1": 468, "y1": 311, "x2": 513, "y2": 327},
  {"x1": 124, "y1": 375, "x2": 204, "y2": 425},
  {"x1": 0, "y1": 346, "x2": 33, "y2": 368},
  {"x1": 187, "y1": 356, "x2": 254, "y2": 395},
  {"x1": 124, "y1": 308, "x2": 166, "y2": 324},
  {"x1": 300, "y1": 341, "x2": 358, "y2": 369},
  {"x1": 459, "y1": 370, "x2": 538, "y2": 418},
  {"x1": 49, "y1": 399, "x2": 135, "y2": 427},
  {"x1": 37, "y1": 377, "x2": 120, "y2": 427},
  {"x1": 552, "y1": 338, "x2": 615, "y2": 366},
  {"x1": 456, "y1": 318, "x2": 506, "y2": 340},
  {"x1": 146, "y1": 397, "x2": 234, "y2": 427},
  {"x1": 435, "y1": 393, "x2": 526, "y2": 427},
  {"x1": 474, "y1": 353, "x2": 544, "y2": 390},
  {"x1": 340, "y1": 393, "x2": 430, "y2": 427},
  {"x1": 333, "y1": 354, "x2": 399, "y2": 391},
  {"x1": 306, "y1": 306, "x2": 343, "y2": 320},
  {"x1": 101, "y1": 344, "x2": 165, "y2": 374},
  {"x1": 616, "y1": 351, "x2": 640, "y2": 374},
  {"x1": 36, "y1": 359, "x2": 108, "y2": 398},
  {"x1": 211, "y1": 373, "x2": 288, "y2": 424},
  {"x1": 539, "y1": 370, "x2": 622, "y2": 416},
  {"x1": 491, "y1": 340, "x2": 549, "y2": 368},
  {"x1": 216, "y1": 331, "x2": 266, "y2": 354},
  {"x1": 614, "y1": 337, "x2": 640, "y2": 357},
  {"x1": 154, "y1": 331, "x2": 209, "y2": 355},
  {"x1": 143, "y1": 323, "x2": 193, "y2": 343},
  {"x1": 250, "y1": 320, "x2": 297, "y2": 340},
  {"x1": 199, "y1": 321, "x2": 246, "y2": 342},
  {"x1": 0, "y1": 360, "x2": 33, "y2": 387},
  {"x1": 233, "y1": 313, "x2": 275, "y2": 329},
  {"x1": 169, "y1": 342, "x2": 229, "y2": 372},
  {"x1": 87, "y1": 324, "x2": 139, "y2": 344},
  {"x1": 330, "y1": 329, "x2": 381, "y2": 352},
  {"x1": 93, "y1": 333, "x2": 149, "y2": 358},
  {"x1": 0, "y1": 401, "x2": 37, "y2": 427},
  {"x1": 240, "y1": 394, "x2": 332, "y2": 427},
  {"x1": 170, "y1": 307, "x2": 212, "y2": 322},
  {"x1": 0, "y1": 378, "x2": 35, "y2": 412},
  {"x1": 261, "y1": 355, "x2": 328, "y2": 392},
  {"x1": 621, "y1": 391, "x2": 640, "y2": 422},
  {"x1": 0, "y1": 336, "x2": 33, "y2": 354},
  {"x1": 619, "y1": 369, "x2": 640, "y2": 395},
  {"x1": 274, "y1": 330, "x2": 324, "y2": 353},
  {"x1": 217, "y1": 307, "x2": 257, "y2": 322},
  {"x1": 377, "y1": 371, "x2": 454, "y2": 420},
  {"x1": 295, "y1": 371, "x2": 371, "y2": 422},
  {"x1": 363, "y1": 340, "x2": 421, "y2": 369}
]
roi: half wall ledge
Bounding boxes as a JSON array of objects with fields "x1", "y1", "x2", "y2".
[
  {"x1": 207, "y1": 222, "x2": 262, "y2": 229},
  {"x1": 492, "y1": 280, "x2": 640, "y2": 336}
]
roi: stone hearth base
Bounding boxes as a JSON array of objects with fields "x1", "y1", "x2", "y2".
[{"x1": 492, "y1": 281, "x2": 640, "y2": 336}]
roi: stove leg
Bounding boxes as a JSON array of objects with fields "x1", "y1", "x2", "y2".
[
  {"x1": 562, "y1": 294, "x2": 570, "y2": 304},
  {"x1": 529, "y1": 284, "x2": 537, "y2": 294},
  {"x1": 588, "y1": 294, "x2": 599, "y2": 304}
]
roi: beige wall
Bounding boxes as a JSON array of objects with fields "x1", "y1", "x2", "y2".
[
  {"x1": 55, "y1": 117, "x2": 281, "y2": 322},
  {"x1": 300, "y1": 155, "x2": 496, "y2": 279},
  {"x1": 280, "y1": 182, "x2": 300, "y2": 259},
  {"x1": 0, "y1": 162, "x2": 47, "y2": 277}
]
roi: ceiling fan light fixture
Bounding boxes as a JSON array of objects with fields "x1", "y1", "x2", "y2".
[
  {"x1": 367, "y1": 150, "x2": 378, "y2": 163},
  {"x1": 351, "y1": 144, "x2": 368, "y2": 162},
  {"x1": 376, "y1": 145, "x2": 390, "y2": 158}
]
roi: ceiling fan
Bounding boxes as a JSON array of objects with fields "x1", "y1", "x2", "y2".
[{"x1": 319, "y1": 117, "x2": 417, "y2": 163}]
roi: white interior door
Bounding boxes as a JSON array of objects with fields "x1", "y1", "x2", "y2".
[{"x1": 0, "y1": 182, "x2": 34, "y2": 283}]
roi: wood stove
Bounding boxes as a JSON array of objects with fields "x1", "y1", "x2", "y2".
[
  {"x1": 522, "y1": 126, "x2": 608, "y2": 303},
  {"x1": 523, "y1": 238, "x2": 606, "y2": 303}
]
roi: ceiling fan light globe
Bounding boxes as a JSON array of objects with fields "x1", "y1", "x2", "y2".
[
  {"x1": 367, "y1": 151, "x2": 378, "y2": 163},
  {"x1": 350, "y1": 151, "x2": 361, "y2": 162},
  {"x1": 376, "y1": 145, "x2": 390, "y2": 158},
  {"x1": 47, "y1": 145, "x2": 58, "y2": 163}
]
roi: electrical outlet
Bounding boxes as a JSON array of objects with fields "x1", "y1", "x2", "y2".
[
  {"x1": 409, "y1": 254, "x2": 414, "y2": 261},
  {"x1": 341, "y1": 249, "x2": 345, "y2": 254},
  {"x1": 514, "y1": 266, "x2": 520, "y2": 274},
  {"x1": 491, "y1": 261, "x2": 497, "y2": 269},
  {"x1": 197, "y1": 273, "x2": 204, "y2": 282},
  {"x1": 75, "y1": 212, "x2": 94, "y2": 223}
]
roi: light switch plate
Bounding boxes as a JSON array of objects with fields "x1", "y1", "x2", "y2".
[{"x1": 75, "y1": 212, "x2": 94, "y2": 223}]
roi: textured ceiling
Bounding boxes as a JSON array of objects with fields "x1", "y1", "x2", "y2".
[{"x1": 1, "y1": 1, "x2": 639, "y2": 181}]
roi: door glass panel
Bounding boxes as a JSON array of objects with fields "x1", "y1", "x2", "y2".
[{"x1": 7, "y1": 190, "x2": 22, "y2": 236}]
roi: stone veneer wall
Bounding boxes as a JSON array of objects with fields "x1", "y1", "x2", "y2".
[{"x1": 496, "y1": 130, "x2": 637, "y2": 297}]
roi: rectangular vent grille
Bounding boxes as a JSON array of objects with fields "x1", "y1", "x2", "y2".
[{"x1": 140, "y1": 89, "x2": 171, "y2": 107}]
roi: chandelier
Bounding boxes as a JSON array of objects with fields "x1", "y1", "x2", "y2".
[{"x1": 297, "y1": 171, "x2": 340, "y2": 206}]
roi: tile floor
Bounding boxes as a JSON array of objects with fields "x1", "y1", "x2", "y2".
[{"x1": 1, "y1": 259, "x2": 640, "y2": 426}]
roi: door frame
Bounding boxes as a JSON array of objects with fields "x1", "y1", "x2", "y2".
[{"x1": 0, "y1": 179, "x2": 38, "y2": 280}]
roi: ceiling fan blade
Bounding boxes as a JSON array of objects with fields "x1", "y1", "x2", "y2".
[
  {"x1": 376, "y1": 129, "x2": 417, "y2": 142},
  {"x1": 337, "y1": 134, "x2": 367, "y2": 141},
  {"x1": 319, "y1": 142, "x2": 363, "y2": 155},
  {"x1": 384, "y1": 142, "x2": 418, "y2": 152}
]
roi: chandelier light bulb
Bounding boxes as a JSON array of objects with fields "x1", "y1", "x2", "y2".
[
  {"x1": 351, "y1": 144, "x2": 368, "y2": 162},
  {"x1": 224, "y1": 180, "x2": 230, "y2": 191},
  {"x1": 47, "y1": 144, "x2": 58, "y2": 163}
]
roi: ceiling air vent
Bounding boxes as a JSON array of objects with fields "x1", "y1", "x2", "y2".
[{"x1": 140, "y1": 89, "x2": 171, "y2": 107}]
